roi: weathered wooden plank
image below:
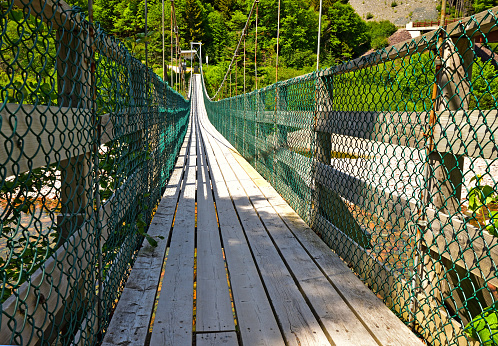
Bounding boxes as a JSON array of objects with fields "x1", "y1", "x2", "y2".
[
  {"x1": 432, "y1": 109, "x2": 498, "y2": 159},
  {"x1": 313, "y1": 213, "x2": 468, "y2": 346},
  {"x1": 311, "y1": 158, "x2": 498, "y2": 288},
  {"x1": 196, "y1": 332, "x2": 238, "y2": 346},
  {"x1": 195, "y1": 114, "x2": 235, "y2": 333},
  {"x1": 225, "y1": 147, "x2": 379, "y2": 345},
  {"x1": 205, "y1": 121, "x2": 329, "y2": 346},
  {"x1": 198, "y1": 97, "x2": 285, "y2": 345},
  {"x1": 254, "y1": 204, "x2": 377, "y2": 345},
  {"x1": 259, "y1": 196, "x2": 424, "y2": 346},
  {"x1": 102, "y1": 118, "x2": 191, "y2": 345},
  {"x1": 13, "y1": 0, "x2": 80, "y2": 29},
  {"x1": 149, "y1": 114, "x2": 196, "y2": 346},
  {"x1": 423, "y1": 208, "x2": 498, "y2": 287},
  {"x1": 251, "y1": 108, "x2": 498, "y2": 159},
  {"x1": 0, "y1": 104, "x2": 92, "y2": 177}
]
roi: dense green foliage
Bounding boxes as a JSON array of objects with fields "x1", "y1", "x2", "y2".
[
  {"x1": 60, "y1": 0, "x2": 380, "y2": 94},
  {"x1": 367, "y1": 21, "x2": 398, "y2": 50}
]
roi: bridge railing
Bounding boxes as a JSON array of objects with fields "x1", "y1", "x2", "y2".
[
  {"x1": 0, "y1": 1, "x2": 190, "y2": 344},
  {"x1": 203, "y1": 6, "x2": 498, "y2": 345}
]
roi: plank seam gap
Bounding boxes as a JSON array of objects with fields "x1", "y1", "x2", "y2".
[
  {"x1": 238, "y1": 142, "x2": 386, "y2": 345},
  {"x1": 192, "y1": 86, "x2": 199, "y2": 346},
  {"x1": 198, "y1": 112, "x2": 289, "y2": 346},
  {"x1": 146, "y1": 115, "x2": 194, "y2": 345},
  {"x1": 194, "y1": 330, "x2": 237, "y2": 335},
  {"x1": 223, "y1": 148, "x2": 337, "y2": 346},
  {"x1": 197, "y1": 114, "x2": 241, "y2": 344}
]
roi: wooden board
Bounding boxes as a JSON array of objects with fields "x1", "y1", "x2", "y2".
[
  {"x1": 197, "y1": 88, "x2": 285, "y2": 345},
  {"x1": 196, "y1": 332, "x2": 238, "y2": 346},
  {"x1": 222, "y1": 143, "x2": 379, "y2": 345},
  {"x1": 195, "y1": 102, "x2": 236, "y2": 333},
  {"x1": 149, "y1": 115, "x2": 196, "y2": 346},
  {"x1": 0, "y1": 104, "x2": 92, "y2": 177},
  {"x1": 102, "y1": 118, "x2": 191, "y2": 345},
  {"x1": 260, "y1": 197, "x2": 424, "y2": 346},
  {"x1": 203, "y1": 115, "x2": 330, "y2": 346},
  {"x1": 252, "y1": 108, "x2": 498, "y2": 160},
  {"x1": 13, "y1": 0, "x2": 81, "y2": 29}
]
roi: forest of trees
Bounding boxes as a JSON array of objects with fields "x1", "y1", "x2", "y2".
[
  {"x1": 61, "y1": 0, "x2": 496, "y2": 95},
  {"x1": 2, "y1": 0, "x2": 497, "y2": 98},
  {"x1": 62, "y1": 0, "x2": 402, "y2": 95}
]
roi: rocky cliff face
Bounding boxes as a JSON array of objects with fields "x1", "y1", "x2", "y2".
[{"x1": 349, "y1": 0, "x2": 439, "y2": 26}]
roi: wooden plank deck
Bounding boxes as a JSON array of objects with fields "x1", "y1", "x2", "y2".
[{"x1": 103, "y1": 76, "x2": 425, "y2": 346}]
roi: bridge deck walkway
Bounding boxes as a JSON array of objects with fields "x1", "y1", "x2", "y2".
[{"x1": 102, "y1": 76, "x2": 424, "y2": 346}]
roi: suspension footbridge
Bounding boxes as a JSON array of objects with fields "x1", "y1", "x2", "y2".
[{"x1": 2, "y1": 1, "x2": 498, "y2": 345}]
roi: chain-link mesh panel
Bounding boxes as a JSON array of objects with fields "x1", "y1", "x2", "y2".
[
  {"x1": 0, "y1": 1, "x2": 190, "y2": 344},
  {"x1": 203, "y1": 7, "x2": 498, "y2": 345}
]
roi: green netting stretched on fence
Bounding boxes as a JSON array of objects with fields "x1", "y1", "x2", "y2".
[
  {"x1": 202, "y1": 7, "x2": 498, "y2": 345},
  {"x1": 0, "y1": 1, "x2": 190, "y2": 344}
]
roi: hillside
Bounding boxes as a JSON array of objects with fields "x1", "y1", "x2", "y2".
[{"x1": 350, "y1": 0, "x2": 439, "y2": 26}]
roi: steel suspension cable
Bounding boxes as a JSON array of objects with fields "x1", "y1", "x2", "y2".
[
  {"x1": 316, "y1": 0, "x2": 323, "y2": 70},
  {"x1": 275, "y1": 0, "x2": 281, "y2": 83},
  {"x1": 170, "y1": 0, "x2": 173, "y2": 87},
  {"x1": 255, "y1": 0, "x2": 258, "y2": 90},
  {"x1": 244, "y1": 35, "x2": 246, "y2": 95},
  {"x1": 211, "y1": 0, "x2": 258, "y2": 100},
  {"x1": 162, "y1": 0, "x2": 165, "y2": 81}
]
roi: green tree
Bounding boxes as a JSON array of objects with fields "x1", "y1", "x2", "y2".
[
  {"x1": 322, "y1": 2, "x2": 369, "y2": 63},
  {"x1": 473, "y1": 0, "x2": 498, "y2": 13},
  {"x1": 183, "y1": 0, "x2": 205, "y2": 43},
  {"x1": 367, "y1": 20, "x2": 397, "y2": 50}
]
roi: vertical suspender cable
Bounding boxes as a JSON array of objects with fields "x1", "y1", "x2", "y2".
[
  {"x1": 235, "y1": 43, "x2": 238, "y2": 96},
  {"x1": 255, "y1": 1, "x2": 258, "y2": 90},
  {"x1": 211, "y1": 0, "x2": 258, "y2": 99},
  {"x1": 170, "y1": 0, "x2": 173, "y2": 87},
  {"x1": 145, "y1": 0, "x2": 148, "y2": 72},
  {"x1": 162, "y1": 0, "x2": 165, "y2": 81},
  {"x1": 88, "y1": 0, "x2": 102, "y2": 333},
  {"x1": 411, "y1": 0, "x2": 447, "y2": 328},
  {"x1": 316, "y1": 0, "x2": 322, "y2": 70},
  {"x1": 275, "y1": 0, "x2": 281, "y2": 84},
  {"x1": 273, "y1": 0, "x2": 281, "y2": 186},
  {"x1": 244, "y1": 35, "x2": 246, "y2": 95}
]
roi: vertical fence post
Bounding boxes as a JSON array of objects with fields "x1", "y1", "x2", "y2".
[
  {"x1": 422, "y1": 33, "x2": 491, "y2": 326},
  {"x1": 55, "y1": 23, "x2": 95, "y2": 343},
  {"x1": 310, "y1": 74, "x2": 332, "y2": 227},
  {"x1": 56, "y1": 28, "x2": 91, "y2": 245},
  {"x1": 427, "y1": 35, "x2": 472, "y2": 216}
]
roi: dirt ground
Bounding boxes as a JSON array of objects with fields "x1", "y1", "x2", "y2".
[{"x1": 350, "y1": 0, "x2": 439, "y2": 26}]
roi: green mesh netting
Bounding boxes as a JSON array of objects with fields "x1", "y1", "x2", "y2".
[
  {"x1": 202, "y1": 8, "x2": 498, "y2": 345},
  {"x1": 0, "y1": 1, "x2": 189, "y2": 344}
]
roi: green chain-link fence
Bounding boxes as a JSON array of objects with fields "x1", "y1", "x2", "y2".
[
  {"x1": 0, "y1": 1, "x2": 190, "y2": 344},
  {"x1": 203, "y1": 7, "x2": 498, "y2": 345}
]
